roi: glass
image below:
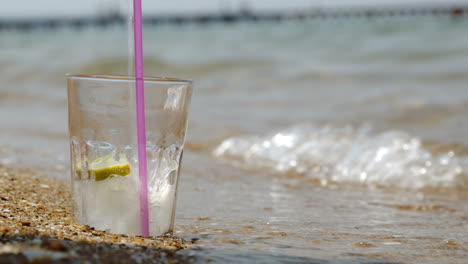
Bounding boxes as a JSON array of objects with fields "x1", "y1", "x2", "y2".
[{"x1": 67, "y1": 74, "x2": 192, "y2": 236}]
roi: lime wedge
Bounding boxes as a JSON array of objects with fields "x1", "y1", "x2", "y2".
[{"x1": 89, "y1": 153, "x2": 131, "y2": 181}]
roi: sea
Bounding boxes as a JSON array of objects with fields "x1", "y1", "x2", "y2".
[{"x1": 0, "y1": 15, "x2": 467, "y2": 263}]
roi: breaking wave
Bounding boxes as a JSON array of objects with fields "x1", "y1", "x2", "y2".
[{"x1": 213, "y1": 124, "x2": 468, "y2": 189}]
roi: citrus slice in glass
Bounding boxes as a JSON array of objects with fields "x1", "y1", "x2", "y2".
[{"x1": 89, "y1": 153, "x2": 131, "y2": 181}]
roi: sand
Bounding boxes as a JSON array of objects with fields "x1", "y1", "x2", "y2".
[{"x1": 0, "y1": 165, "x2": 194, "y2": 263}]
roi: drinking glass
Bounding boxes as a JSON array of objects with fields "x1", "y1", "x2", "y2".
[{"x1": 67, "y1": 74, "x2": 192, "y2": 236}]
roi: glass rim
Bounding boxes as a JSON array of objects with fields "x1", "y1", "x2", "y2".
[{"x1": 66, "y1": 74, "x2": 192, "y2": 84}]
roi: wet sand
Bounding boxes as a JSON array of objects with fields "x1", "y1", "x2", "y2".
[
  {"x1": 174, "y1": 150, "x2": 468, "y2": 264},
  {"x1": 0, "y1": 165, "x2": 193, "y2": 263}
]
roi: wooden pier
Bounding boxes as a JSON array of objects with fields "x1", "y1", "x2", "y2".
[{"x1": 0, "y1": 5, "x2": 467, "y2": 31}]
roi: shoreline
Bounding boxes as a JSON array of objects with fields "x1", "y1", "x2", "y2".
[
  {"x1": 0, "y1": 165, "x2": 194, "y2": 263},
  {"x1": 0, "y1": 149, "x2": 467, "y2": 263}
]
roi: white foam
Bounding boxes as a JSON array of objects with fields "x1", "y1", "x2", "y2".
[{"x1": 213, "y1": 124, "x2": 468, "y2": 189}]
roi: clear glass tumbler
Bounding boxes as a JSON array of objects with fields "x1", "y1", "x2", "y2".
[{"x1": 67, "y1": 74, "x2": 192, "y2": 236}]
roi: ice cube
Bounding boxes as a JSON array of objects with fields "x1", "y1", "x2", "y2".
[{"x1": 86, "y1": 140, "x2": 116, "y2": 159}]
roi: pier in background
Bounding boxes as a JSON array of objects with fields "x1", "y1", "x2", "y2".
[{"x1": 0, "y1": 5, "x2": 467, "y2": 31}]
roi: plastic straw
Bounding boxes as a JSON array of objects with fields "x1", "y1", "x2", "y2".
[{"x1": 133, "y1": 0, "x2": 150, "y2": 237}]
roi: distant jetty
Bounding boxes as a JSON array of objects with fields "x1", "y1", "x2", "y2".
[{"x1": 1, "y1": 5, "x2": 467, "y2": 31}]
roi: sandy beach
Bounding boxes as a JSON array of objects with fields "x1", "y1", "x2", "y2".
[{"x1": 0, "y1": 165, "x2": 193, "y2": 263}]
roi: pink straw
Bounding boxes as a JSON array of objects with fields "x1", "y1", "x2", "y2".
[{"x1": 133, "y1": 0, "x2": 150, "y2": 236}]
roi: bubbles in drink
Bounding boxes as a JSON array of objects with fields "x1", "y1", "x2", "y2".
[{"x1": 71, "y1": 140, "x2": 183, "y2": 235}]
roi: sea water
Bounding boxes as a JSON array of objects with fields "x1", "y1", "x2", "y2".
[{"x1": 72, "y1": 141, "x2": 182, "y2": 235}]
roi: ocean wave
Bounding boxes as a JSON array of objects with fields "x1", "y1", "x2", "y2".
[
  {"x1": 74, "y1": 56, "x2": 271, "y2": 77},
  {"x1": 213, "y1": 124, "x2": 468, "y2": 189},
  {"x1": 0, "y1": 54, "x2": 272, "y2": 86}
]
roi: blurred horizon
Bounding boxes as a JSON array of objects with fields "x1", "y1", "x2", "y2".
[{"x1": 2, "y1": 0, "x2": 468, "y2": 19}]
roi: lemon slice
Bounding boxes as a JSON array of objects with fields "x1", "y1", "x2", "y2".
[{"x1": 89, "y1": 153, "x2": 131, "y2": 181}]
